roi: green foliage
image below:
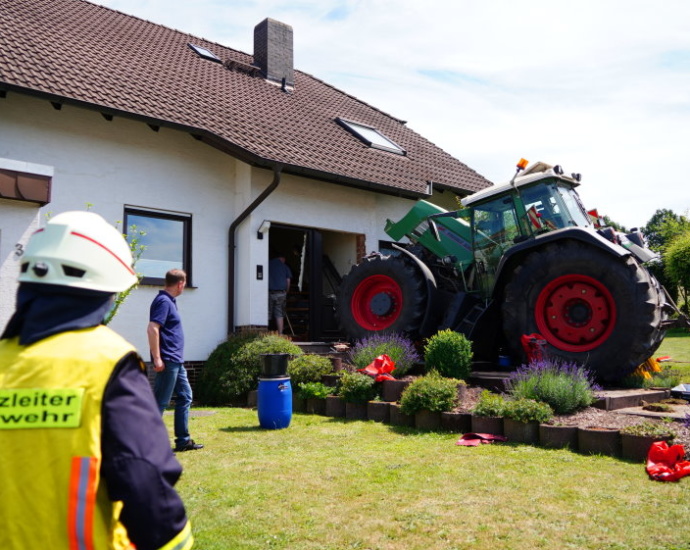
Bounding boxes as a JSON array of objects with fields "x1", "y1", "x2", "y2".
[
  {"x1": 297, "y1": 381, "x2": 332, "y2": 400},
  {"x1": 665, "y1": 231, "x2": 690, "y2": 314},
  {"x1": 196, "y1": 332, "x2": 302, "y2": 404},
  {"x1": 471, "y1": 390, "x2": 506, "y2": 417},
  {"x1": 287, "y1": 354, "x2": 333, "y2": 386},
  {"x1": 643, "y1": 208, "x2": 690, "y2": 251},
  {"x1": 506, "y1": 360, "x2": 599, "y2": 415},
  {"x1": 503, "y1": 398, "x2": 553, "y2": 424},
  {"x1": 349, "y1": 333, "x2": 420, "y2": 377},
  {"x1": 621, "y1": 420, "x2": 676, "y2": 442},
  {"x1": 423, "y1": 329, "x2": 473, "y2": 379},
  {"x1": 338, "y1": 372, "x2": 377, "y2": 404},
  {"x1": 400, "y1": 370, "x2": 460, "y2": 415}
]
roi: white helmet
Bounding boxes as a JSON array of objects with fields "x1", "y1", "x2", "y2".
[{"x1": 19, "y1": 211, "x2": 138, "y2": 293}]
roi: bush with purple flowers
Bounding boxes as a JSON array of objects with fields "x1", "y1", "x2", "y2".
[
  {"x1": 349, "y1": 333, "x2": 420, "y2": 377},
  {"x1": 505, "y1": 360, "x2": 601, "y2": 415}
]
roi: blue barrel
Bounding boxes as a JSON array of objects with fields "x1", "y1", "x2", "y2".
[{"x1": 257, "y1": 377, "x2": 292, "y2": 429}]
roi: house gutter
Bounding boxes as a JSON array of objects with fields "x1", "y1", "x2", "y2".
[{"x1": 228, "y1": 165, "x2": 283, "y2": 335}]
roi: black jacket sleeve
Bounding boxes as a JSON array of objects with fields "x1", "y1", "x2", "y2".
[{"x1": 101, "y1": 352, "x2": 191, "y2": 550}]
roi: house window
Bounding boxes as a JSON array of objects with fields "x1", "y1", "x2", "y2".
[
  {"x1": 336, "y1": 118, "x2": 406, "y2": 155},
  {"x1": 188, "y1": 43, "x2": 221, "y2": 63},
  {"x1": 124, "y1": 208, "x2": 192, "y2": 286}
]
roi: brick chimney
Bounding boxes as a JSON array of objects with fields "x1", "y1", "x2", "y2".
[{"x1": 254, "y1": 18, "x2": 294, "y2": 88}]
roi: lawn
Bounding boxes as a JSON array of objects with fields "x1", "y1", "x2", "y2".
[
  {"x1": 172, "y1": 407, "x2": 690, "y2": 550},
  {"x1": 171, "y1": 330, "x2": 690, "y2": 549},
  {"x1": 655, "y1": 329, "x2": 690, "y2": 382}
]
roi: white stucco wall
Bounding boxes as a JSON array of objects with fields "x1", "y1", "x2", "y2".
[{"x1": 0, "y1": 93, "x2": 420, "y2": 360}]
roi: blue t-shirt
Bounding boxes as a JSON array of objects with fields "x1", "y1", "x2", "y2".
[
  {"x1": 149, "y1": 290, "x2": 184, "y2": 363},
  {"x1": 268, "y1": 257, "x2": 292, "y2": 291}
]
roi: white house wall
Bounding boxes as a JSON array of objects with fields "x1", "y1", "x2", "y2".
[
  {"x1": 1, "y1": 93, "x2": 421, "y2": 361},
  {"x1": 241, "y1": 170, "x2": 416, "y2": 328},
  {"x1": 0, "y1": 94, "x2": 237, "y2": 361}
]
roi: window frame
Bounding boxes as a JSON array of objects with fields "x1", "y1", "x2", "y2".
[
  {"x1": 336, "y1": 118, "x2": 406, "y2": 156},
  {"x1": 123, "y1": 207, "x2": 193, "y2": 287}
]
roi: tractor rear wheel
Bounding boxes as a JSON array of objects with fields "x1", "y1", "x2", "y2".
[
  {"x1": 337, "y1": 255, "x2": 427, "y2": 340},
  {"x1": 502, "y1": 241, "x2": 667, "y2": 382}
]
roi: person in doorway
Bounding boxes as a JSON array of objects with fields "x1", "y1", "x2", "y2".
[
  {"x1": 268, "y1": 252, "x2": 292, "y2": 334},
  {"x1": 147, "y1": 269, "x2": 203, "y2": 452},
  {"x1": 0, "y1": 211, "x2": 193, "y2": 550}
]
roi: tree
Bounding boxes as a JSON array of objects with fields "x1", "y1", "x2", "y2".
[
  {"x1": 103, "y1": 223, "x2": 146, "y2": 325},
  {"x1": 664, "y1": 232, "x2": 690, "y2": 315},
  {"x1": 643, "y1": 209, "x2": 690, "y2": 251}
]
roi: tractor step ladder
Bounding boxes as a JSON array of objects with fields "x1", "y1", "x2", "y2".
[{"x1": 455, "y1": 303, "x2": 486, "y2": 337}]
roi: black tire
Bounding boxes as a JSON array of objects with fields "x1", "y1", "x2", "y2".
[
  {"x1": 502, "y1": 241, "x2": 667, "y2": 382},
  {"x1": 337, "y1": 255, "x2": 427, "y2": 341}
]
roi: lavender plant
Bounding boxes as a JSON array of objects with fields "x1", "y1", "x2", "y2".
[
  {"x1": 505, "y1": 359, "x2": 601, "y2": 415},
  {"x1": 349, "y1": 333, "x2": 420, "y2": 377}
]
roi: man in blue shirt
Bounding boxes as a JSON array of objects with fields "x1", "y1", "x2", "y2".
[
  {"x1": 268, "y1": 253, "x2": 292, "y2": 334},
  {"x1": 147, "y1": 269, "x2": 203, "y2": 452}
]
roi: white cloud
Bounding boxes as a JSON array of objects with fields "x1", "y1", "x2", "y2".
[{"x1": 95, "y1": 0, "x2": 690, "y2": 227}]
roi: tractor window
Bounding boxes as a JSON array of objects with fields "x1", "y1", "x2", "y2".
[
  {"x1": 520, "y1": 182, "x2": 591, "y2": 231},
  {"x1": 472, "y1": 196, "x2": 519, "y2": 295}
]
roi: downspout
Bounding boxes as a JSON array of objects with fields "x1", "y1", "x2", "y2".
[{"x1": 228, "y1": 165, "x2": 283, "y2": 335}]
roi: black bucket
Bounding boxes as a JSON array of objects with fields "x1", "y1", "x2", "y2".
[{"x1": 260, "y1": 353, "x2": 290, "y2": 378}]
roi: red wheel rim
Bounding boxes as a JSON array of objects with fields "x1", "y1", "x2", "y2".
[
  {"x1": 350, "y1": 274, "x2": 403, "y2": 331},
  {"x1": 535, "y1": 274, "x2": 616, "y2": 352}
]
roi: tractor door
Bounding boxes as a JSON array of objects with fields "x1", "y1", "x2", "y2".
[{"x1": 472, "y1": 196, "x2": 521, "y2": 297}]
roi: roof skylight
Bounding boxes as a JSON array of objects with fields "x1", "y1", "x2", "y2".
[
  {"x1": 337, "y1": 118, "x2": 406, "y2": 155},
  {"x1": 188, "y1": 43, "x2": 221, "y2": 63}
]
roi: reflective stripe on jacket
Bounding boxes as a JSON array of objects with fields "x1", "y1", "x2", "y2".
[{"x1": 0, "y1": 325, "x2": 192, "y2": 550}]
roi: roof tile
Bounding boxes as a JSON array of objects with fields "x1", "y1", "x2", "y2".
[{"x1": 0, "y1": 0, "x2": 492, "y2": 196}]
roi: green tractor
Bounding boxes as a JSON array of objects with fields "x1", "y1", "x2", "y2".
[{"x1": 337, "y1": 160, "x2": 685, "y2": 382}]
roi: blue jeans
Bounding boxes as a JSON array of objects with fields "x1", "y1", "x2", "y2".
[{"x1": 153, "y1": 361, "x2": 192, "y2": 448}]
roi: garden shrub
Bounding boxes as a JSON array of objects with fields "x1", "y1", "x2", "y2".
[
  {"x1": 423, "y1": 329, "x2": 473, "y2": 380},
  {"x1": 348, "y1": 333, "x2": 420, "y2": 377},
  {"x1": 338, "y1": 372, "x2": 377, "y2": 404},
  {"x1": 399, "y1": 370, "x2": 459, "y2": 415},
  {"x1": 505, "y1": 360, "x2": 600, "y2": 415},
  {"x1": 197, "y1": 332, "x2": 302, "y2": 405},
  {"x1": 621, "y1": 420, "x2": 676, "y2": 442},
  {"x1": 471, "y1": 390, "x2": 506, "y2": 417},
  {"x1": 288, "y1": 354, "x2": 333, "y2": 387},
  {"x1": 503, "y1": 398, "x2": 553, "y2": 424},
  {"x1": 297, "y1": 381, "x2": 332, "y2": 400}
]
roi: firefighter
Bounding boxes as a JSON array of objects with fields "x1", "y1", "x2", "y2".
[{"x1": 0, "y1": 211, "x2": 193, "y2": 550}]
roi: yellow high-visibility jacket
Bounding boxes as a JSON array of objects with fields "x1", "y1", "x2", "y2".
[{"x1": 0, "y1": 325, "x2": 193, "y2": 550}]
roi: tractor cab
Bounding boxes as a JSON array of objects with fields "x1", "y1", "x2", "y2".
[{"x1": 462, "y1": 161, "x2": 591, "y2": 296}]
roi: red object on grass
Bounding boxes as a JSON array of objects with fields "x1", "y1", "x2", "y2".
[
  {"x1": 646, "y1": 441, "x2": 690, "y2": 482},
  {"x1": 455, "y1": 433, "x2": 508, "y2": 446}
]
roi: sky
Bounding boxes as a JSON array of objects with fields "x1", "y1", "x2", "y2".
[{"x1": 95, "y1": 0, "x2": 690, "y2": 230}]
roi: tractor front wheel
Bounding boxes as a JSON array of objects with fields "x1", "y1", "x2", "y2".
[
  {"x1": 502, "y1": 241, "x2": 666, "y2": 382},
  {"x1": 337, "y1": 255, "x2": 427, "y2": 340}
]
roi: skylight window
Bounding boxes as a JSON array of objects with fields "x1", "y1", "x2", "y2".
[
  {"x1": 336, "y1": 118, "x2": 406, "y2": 155},
  {"x1": 188, "y1": 43, "x2": 221, "y2": 63}
]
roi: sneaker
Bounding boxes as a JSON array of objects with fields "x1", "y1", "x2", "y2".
[{"x1": 174, "y1": 439, "x2": 204, "y2": 452}]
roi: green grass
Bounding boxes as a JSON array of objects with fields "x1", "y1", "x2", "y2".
[
  {"x1": 655, "y1": 329, "x2": 690, "y2": 381},
  {"x1": 171, "y1": 408, "x2": 690, "y2": 550}
]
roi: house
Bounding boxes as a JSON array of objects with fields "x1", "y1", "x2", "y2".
[{"x1": 0, "y1": 0, "x2": 492, "y2": 368}]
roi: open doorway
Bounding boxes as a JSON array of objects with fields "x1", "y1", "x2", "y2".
[{"x1": 268, "y1": 224, "x2": 356, "y2": 341}]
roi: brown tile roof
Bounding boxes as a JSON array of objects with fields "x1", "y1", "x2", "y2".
[{"x1": 0, "y1": 0, "x2": 492, "y2": 197}]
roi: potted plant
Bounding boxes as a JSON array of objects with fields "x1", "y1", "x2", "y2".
[
  {"x1": 471, "y1": 390, "x2": 505, "y2": 435},
  {"x1": 339, "y1": 372, "x2": 377, "y2": 420},
  {"x1": 620, "y1": 420, "x2": 677, "y2": 462},
  {"x1": 298, "y1": 381, "x2": 332, "y2": 415},
  {"x1": 502, "y1": 398, "x2": 553, "y2": 445},
  {"x1": 400, "y1": 371, "x2": 459, "y2": 431}
]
